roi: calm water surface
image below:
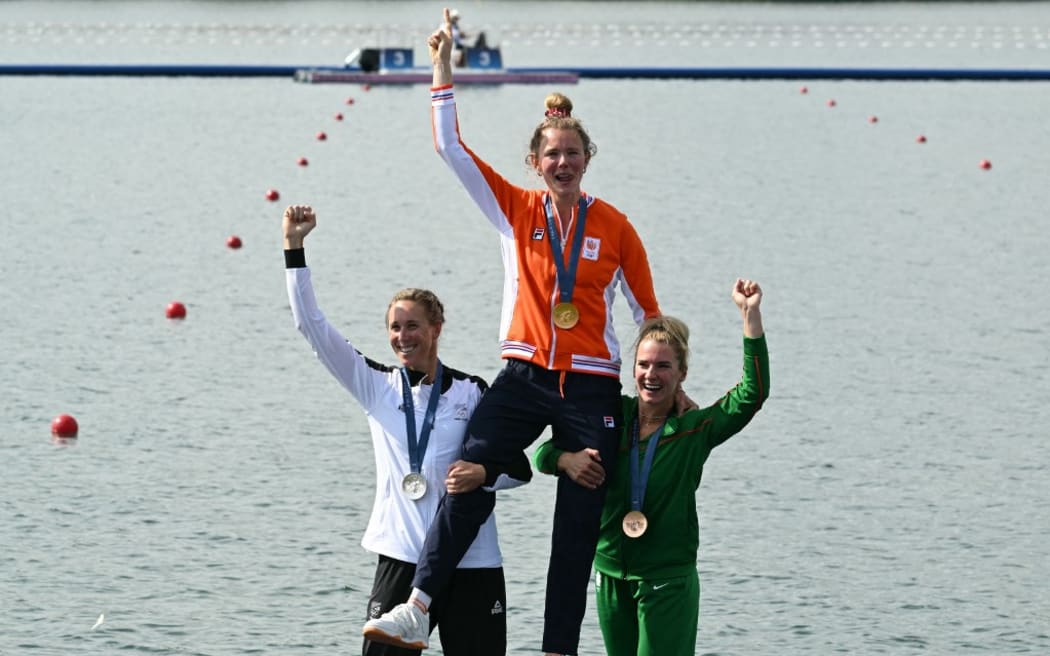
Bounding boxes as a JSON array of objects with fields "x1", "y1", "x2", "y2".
[{"x1": 2, "y1": 2, "x2": 1050, "y2": 655}]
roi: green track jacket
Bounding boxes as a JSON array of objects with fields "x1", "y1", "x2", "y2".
[{"x1": 534, "y1": 335, "x2": 770, "y2": 581}]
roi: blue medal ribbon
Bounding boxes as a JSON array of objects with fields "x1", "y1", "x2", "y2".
[
  {"x1": 399, "y1": 361, "x2": 444, "y2": 475},
  {"x1": 543, "y1": 195, "x2": 588, "y2": 304},
  {"x1": 629, "y1": 414, "x2": 665, "y2": 513}
]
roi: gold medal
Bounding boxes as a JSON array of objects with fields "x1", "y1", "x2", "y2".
[
  {"x1": 552, "y1": 302, "x2": 579, "y2": 329},
  {"x1": 401, "y1": 472, "x2": 427, "y2": 500},
  {"x1": 622, "y1": 510, "x2": 648, "y2": 538}
]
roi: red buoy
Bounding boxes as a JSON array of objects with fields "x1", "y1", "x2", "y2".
[
  {"x1": 827, "y1": 99, "x2": 837, "y2": 107},
  {"x1": 51, "y1": 414, "x2": 79, "y2": 438},
  {"x1": 166, "y1": 301, "x2": 187, "y2": 319},
  {"x1": 265, "y1": 188, "x2": 280, "y2": 202},
  {"x1": 362, "y1": 84, "x2": 371, "y2": 92},
  {"x1": 979, "y1": 159, "x2": 992, "y2": 170},
  {"x1": 226, "y1": 235, "x2": 242, "y2": 249},
  {"x1": 316, "y1": 131, "x2": 327, "y2": 141},
  {"x1": 799, "y1": 86, "x2": 808, "y2": 94},
  {"x1": 297, "y1": 156, "x2": 309, "y2": 167},
  {"x1": 334, "y1": 112, "x2": 344, "y2": 121},
  {"x1": 868, "y1": 115, "x2": 878, "y2": 124},
  {"x1": 916, "y1": 135, "x2": 927, "y2": 143},
  {"x1": 345, "y1": 97, "x2": 356, "y2": 105}
]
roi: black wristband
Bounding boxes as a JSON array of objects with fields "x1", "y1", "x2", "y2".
[{"x1": 284, "y1": 248, "x2": 306, "y2": 268}]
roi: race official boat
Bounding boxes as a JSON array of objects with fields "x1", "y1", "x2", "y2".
[{"x1": 294, "y1": 46, "x2": 579, "y2": 86}]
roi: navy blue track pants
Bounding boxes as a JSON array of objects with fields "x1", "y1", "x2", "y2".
[{"x1": 413, "y1": 359, "x2": 622, "y2": 655}]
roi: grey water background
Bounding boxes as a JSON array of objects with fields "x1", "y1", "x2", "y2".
[{"x1": 3, "y1": 1, "x2": 1050, "y2": 654}]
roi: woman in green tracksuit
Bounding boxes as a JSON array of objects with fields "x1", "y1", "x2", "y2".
[{"x1": 533, "y1": 278, "x2": 770, "y2": 656}]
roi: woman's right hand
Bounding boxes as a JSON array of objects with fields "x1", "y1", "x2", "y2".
[
  {"x1": 445, "y1": 459, "x2": 485, "y2": 494},
  {"x1": 557, "y1": 448, "x2": 606, "y2": 490},
  {"x1": 428, "y1": 8, "x2": 454, "y2": 68},
  {"x1": 283, "y1": 204, "x2": 316, "y2": 249}
]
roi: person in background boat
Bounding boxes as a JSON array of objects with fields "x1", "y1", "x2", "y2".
[
  {"x1": 446, "y1": 8, "x2": 487, "y2": 67},
  {"x1": 282, "y1": 203, "x2": 530, "y2": 656},
  {"x1": 533, "y1": 279, "x2": 770, "y2": 656},
  {"x1": 362, "y1": 8, "x2": 662, "y2": 656}
]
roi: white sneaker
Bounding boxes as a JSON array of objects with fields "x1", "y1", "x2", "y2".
[{"x1": 362, "y1": 602, "x2": 429, "y2": 650}]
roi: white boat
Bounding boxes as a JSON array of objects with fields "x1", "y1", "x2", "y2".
[{"x1": 295, "y1": 46, "x2": 579, "y2": 86}]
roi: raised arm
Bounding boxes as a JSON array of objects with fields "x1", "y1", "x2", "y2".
[
  {"x1": 699, "y1": 278, "x2": 769, "y2": 449},
  {"x1": 732, "y1": 278, "x2": 764, "y2": 338},
  {"x1": 428, "y1": 15, "x2": 523, "y2": 236},
  {"x1": 428, "y1": 7, "x2": 454, "y2": 87},
  {"x1": 283, "y1": 204, "x2": 380, "y2": 409}
]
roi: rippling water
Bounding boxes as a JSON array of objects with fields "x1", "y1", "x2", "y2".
[{"x1": 3, "y1": 2, "x2": 1050, "y2": 655}]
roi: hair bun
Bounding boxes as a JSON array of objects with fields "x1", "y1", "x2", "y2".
[{"x1": 543, "y1": 92, "x2": 574, "y2": 119}]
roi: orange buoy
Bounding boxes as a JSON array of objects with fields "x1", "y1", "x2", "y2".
[
  {"x1": 334, "y1": 112, "x2": 344, "y2": 121},
  {"x1": 51, "y1": 414, "x2": 79, "y2": 438},
  {"x1": 265, "y1": 188, "x2": 280, "y2": 202},
  {"x1": 297, "y1": 156, "x2": 309, "y2": 167},
  {"x1": 916, "y1": 135, "x2": 927, "y2": 143},
  {"x1": 979, "y1": 159, "x2": 992, "y2": 170},
  {"x1": 226, "y1": 235, "x2": 242, "y2": 249},
  {"x1": 316, "y1": 131, "x2": 327, "y2": 141},
  {"x1": 166, "y1": 301, "x2": 187, "y2": 319}
]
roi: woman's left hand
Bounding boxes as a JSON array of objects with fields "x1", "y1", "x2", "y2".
[
  {"x1": 674, "y1": 386, "x2": 699, "y2": 415},
  {"x1": 732, "y1": 278, "x2": 762, "y2": 310}
]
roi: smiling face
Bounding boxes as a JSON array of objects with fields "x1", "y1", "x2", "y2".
[
  {"x1": 387, "y1": 300, "x2": 441, "y2": 374},
  {"x1": 533, "y1": 127, "x2": 589, "y2": 201},
  {"x1": 634, "y1": 338, "x2": 687, "y2": 413}
]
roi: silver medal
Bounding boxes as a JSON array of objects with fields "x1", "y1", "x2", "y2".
[{"x1": 402, "y1": 472, "x2": 427, "y2": 500}]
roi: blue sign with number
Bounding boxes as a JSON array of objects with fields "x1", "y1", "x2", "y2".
[
  {"x1": 466, "y1": 47, "x2": 503, "y2": 69},
  {"x1": 381, "y1": 48, "x2": 414, "y2": 69}
]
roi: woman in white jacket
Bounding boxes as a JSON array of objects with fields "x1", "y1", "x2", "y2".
[{"x1": 282, "y1": 204, "x2": 528, "y2": 655}]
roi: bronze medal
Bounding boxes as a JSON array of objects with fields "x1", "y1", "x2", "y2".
[
  {"x1": 622, "y1": 510, "x2": 648, "y2": 538},
  {"x1": 401, "y1": 472, "x2": 427, "y2": 500},
  {"x1": 552, "y1": 302, "x2": 580, "y2": 329}
]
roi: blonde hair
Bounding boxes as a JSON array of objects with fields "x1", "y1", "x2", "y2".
[
  {"x1": 634, "y1": 316, "x2": 691, "y2": 374},
  {"x1": 526, "y1": 92, "x2": 598, "y2": 167},
  {"x1": 386, "y1": 288, "x2": 445, "y2": 327}
]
